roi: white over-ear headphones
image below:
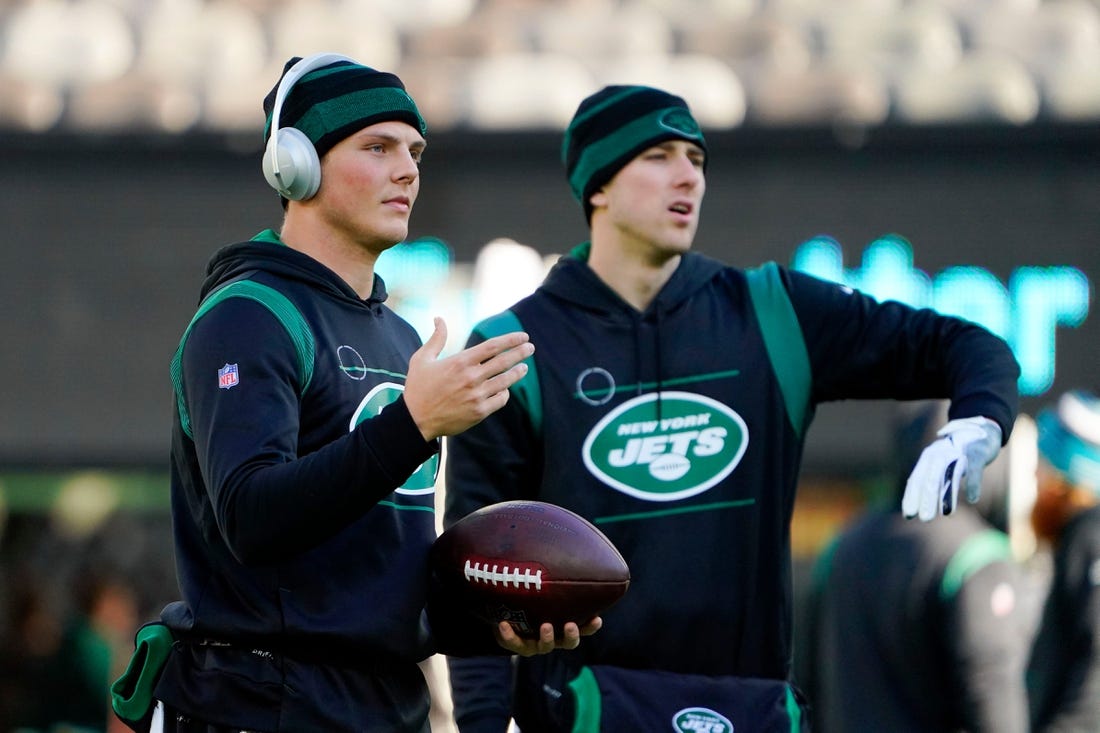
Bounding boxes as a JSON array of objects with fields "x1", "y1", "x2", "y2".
[{"x1": 262, "y1": 52, "x2": 358, "y2": 201}]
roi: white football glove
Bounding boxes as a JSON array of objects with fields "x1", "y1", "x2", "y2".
[{"x1": 902, "y1": 416, "x2": 1003, "y2": 522}]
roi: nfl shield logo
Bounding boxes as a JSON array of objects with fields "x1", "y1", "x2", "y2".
[{"x1": 218, "y1": 363, "x2": 239, "y2": 389}]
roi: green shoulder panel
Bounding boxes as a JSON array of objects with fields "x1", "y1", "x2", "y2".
[
  {"x1": 568, "y1": 666, "x2": 602, "y2": 733},
  {"x1": 785, "y1": 683, "x2": 804, "y2": 733},
  {"x1": 940, "y1": 528, "x2": 1013, "y2": 601},
  {"x1": 471, "y1": 310, "x2": 542, "y2": 439},
  {"x1": 745, "y1": 261, "x2": 812, "y2": 439},
  {"x1": 170, "y1": 279, "x2": 315, "y2": 439}
]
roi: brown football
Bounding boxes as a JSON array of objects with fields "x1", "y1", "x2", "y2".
[{"x1": 431, "y1": 500, "x2": 631, "y2": 638}]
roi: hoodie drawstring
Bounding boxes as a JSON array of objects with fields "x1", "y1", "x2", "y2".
[
  {"x1": 634, "y1": 302, "x2": 665, "y2": 421},
  {"x1": 654, "y1": 304, "x2": 664, "y2": 422}
]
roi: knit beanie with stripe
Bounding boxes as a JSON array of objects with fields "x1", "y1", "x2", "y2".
[
  {"x1": 1038, "y1": 389, "x2": 1100, "y2": 492},
  {"x1": 562, "y1": 85, "x2": 706, "y2": 221},
  {"x1": 262, "y1": 56, "x2": 426, "y2": 160}
]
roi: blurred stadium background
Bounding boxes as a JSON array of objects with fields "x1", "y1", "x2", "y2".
[{"x1": 0, "y1": 0, "x2": 1096, "y2": 729}]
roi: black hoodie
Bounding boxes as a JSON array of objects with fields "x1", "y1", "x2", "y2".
[
  {"x1": 155, "y1": 230, "x2": 444, "y2": 730},
  {"x1": 1027, "y1": 504, "x2": 1100, "y2": 731},
  {"x1": 444, "y1": 245, "x2": 1020, "y2": 731}
]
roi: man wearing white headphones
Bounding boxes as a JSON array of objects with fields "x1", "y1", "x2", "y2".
[{"x1": 111, "y1": 54, "x2": 597, "y2": 733}]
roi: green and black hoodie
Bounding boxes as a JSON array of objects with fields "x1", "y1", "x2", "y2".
[
  {"x1": 155, "y1": 230, "x2": 443, "y2": 731},
  {"x1": 444, "y1": 245, "x2": 1020, "y2": 733}
]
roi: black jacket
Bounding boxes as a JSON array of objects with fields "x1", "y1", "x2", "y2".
[
  {"x1": 1028, "y1": 504, "x2": 1100, "y2": 732},
  {"x1": 156, "y1": 230, "x2": 443, "y2": 731},
  {"x1": 808, "y1": 504, "x2": 1033, "y2": 732},
  {"x1": 444, "y1": 246, "x2": 1020, "y2": 731}
]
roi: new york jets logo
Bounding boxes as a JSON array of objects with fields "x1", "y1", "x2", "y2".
[
  {"x1": 659, "y1": 108, "x2": 703, "y2": 138},
  {"x1": 672, "y1": 707, "x2": 733, "y2": 733},
  {"x1": 582, "y1": 391, "x2": 747, "y2": 502},
  {"x1": 350, "y1": 382, "x2": 438, "y2": 494}
]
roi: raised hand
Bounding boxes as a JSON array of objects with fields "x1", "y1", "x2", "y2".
[{"x1": 404, "y1": 317, "x2": 535, "y2": 440}]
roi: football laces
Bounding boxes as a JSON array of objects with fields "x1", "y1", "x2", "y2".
[{"x1": 464, "y1": 559, "x2": 544, "y2": 590}]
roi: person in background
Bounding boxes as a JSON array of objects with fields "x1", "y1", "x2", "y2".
[
  {"x1": 0, "y1": 578, "x2": 62, "y2": 731},
  {"x1": 40, "y1": 571, "x2": 139, "y2": 733},
  {"x1": 442, "y1": 84, "x2": 1020, "y2": 732},
  {"x1": 1027, "y1": 388, "x2": 1100, "y2": 731},
  {"x1": 805, "y1": 400, "x2": 1035, "y2": 732},
  {"x1": 115, "y1": 53, "x2": 595, "y2": 733}
]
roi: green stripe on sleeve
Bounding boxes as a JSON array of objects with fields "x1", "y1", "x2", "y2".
[
  {"x1": 170, "y1": 280, "x2": 315, "y2": 439},
  {"x1": 785, "y1": 683, "x2": 803, "y2": 732},
  {"x1": 745, "y1": 262, "x2": 812, "y2": 439},
  {"x1": 568, "y1": 666, "x2": 602, "y2": 733},
  {"x1": 940, "y1": 529, "x2": 1012, "y2": 600}
]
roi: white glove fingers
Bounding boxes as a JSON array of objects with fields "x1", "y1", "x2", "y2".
[
  {"x1": 964, "y1": 460, "x2": 985, "y2": 504},
  {"x1": 963, "y1": 439, "x2": 993, "y2": 504},
  {"x1": 902, "y1": 416, "x2": 1002, "y2": 522},
  {"x1": 902, "y1": 471, "x2": 922, "y2": 518},
  {"x1": 942, "y1": 457, "x2": 965, "y2": 516},
  {"x1": 919, "y1": 457, "x2": 943, "y2": 521}
]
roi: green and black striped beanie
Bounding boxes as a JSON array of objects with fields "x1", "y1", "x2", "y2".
[
  {"x1": 262, "y1": 56, "x2": 427, "y2": 159},
  {"x1": 563, "y1": 85, "x2": 706, "y2": 220}
]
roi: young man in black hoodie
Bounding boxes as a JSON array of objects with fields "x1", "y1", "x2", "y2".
[
  {"x1": 125, "y1": 54, "x2": 596, "y2": 733},
  {"x1": 443, "y1": 85, "x2": 1021, "y2": 732}
]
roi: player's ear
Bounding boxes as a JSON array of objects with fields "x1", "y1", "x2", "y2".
[{"x1": 589, "y1": 188, "x2": 608, "y2": 210}]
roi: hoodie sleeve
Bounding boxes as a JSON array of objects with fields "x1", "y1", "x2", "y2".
[
  {"x1": 180, "y1": 296, "x2": 438, "y2": 565},
  {"x1": 782, "y1": 267, "x2": 1020, "y2": 442}
]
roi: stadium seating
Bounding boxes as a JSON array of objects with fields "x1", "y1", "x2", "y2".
[{"x1": 0, "y1": 0, "x2": 1097, "y2": 132}]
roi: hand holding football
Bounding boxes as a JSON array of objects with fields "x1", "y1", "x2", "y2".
[{"x1": 431, "y1": 500, "x2": 630, "y2": 638}]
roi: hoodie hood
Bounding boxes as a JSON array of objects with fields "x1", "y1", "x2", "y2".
[
  {"x1": 538, "y1": 243, "x2": 727, "y2": 419},
  {"x1": 539, "y1": 242, "x2": 726, "y2": 318},
  {"x1": 199, "y1": 229, "x2": 389, "y2": 307}
]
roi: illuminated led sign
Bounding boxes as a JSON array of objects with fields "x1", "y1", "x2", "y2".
[
  {"x1": 792, "y1": 235, "x2": 1091, "y2": 395},
  {"x1": 378, "y1": 234, "x2": 1091, "y2": 397}
]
